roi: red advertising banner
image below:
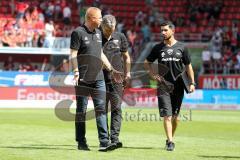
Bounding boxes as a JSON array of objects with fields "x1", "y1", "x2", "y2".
[
  {"x1": 0, "y1": 87, "x2": 76, "y2": 100},
  {"x1": 198, "y1": 75, "x2": 240, "y2": 89},
  {"x1": 0, "y1": 87, "x2": 158, "y2": 101},
  {"x1": 0, "y1": 87, "x2": 158, "y2": 108},
  {"x1": 123, "y1": 88, "x2": 157, "y2": 106}
]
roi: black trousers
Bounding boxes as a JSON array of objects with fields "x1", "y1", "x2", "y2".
[{"x1": 105, "y1": 82, "x2": 123, "y2": 143}]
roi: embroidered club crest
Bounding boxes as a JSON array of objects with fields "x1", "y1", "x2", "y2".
[
  {"x1": 167, "y1": 49, "x2": 173, "y2": 55},
  {"x1": 176, "y1": 52, "x2": 182, "y2": 56},
  {"x1": 113, "y1": 39, "x2": 119, "y2": 45},
  {"x1": 161, "y1": 52, "x2": 165, "y2": 57},
  {"x1": 96, "y1": 33, "x2": 100, "y2": 39}
]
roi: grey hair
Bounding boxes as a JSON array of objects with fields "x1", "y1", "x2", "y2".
[{"x1": 101, "y1": 14, "x2": 116, "y2": 28}]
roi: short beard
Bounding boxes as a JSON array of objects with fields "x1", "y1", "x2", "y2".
[{"x1": 164, "y1": 36, "x2": 171, "y2": 40}]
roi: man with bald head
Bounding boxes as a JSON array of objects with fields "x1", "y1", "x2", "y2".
[{"x1": 70, "y1": 7, "x2": 119, "y2": 152}]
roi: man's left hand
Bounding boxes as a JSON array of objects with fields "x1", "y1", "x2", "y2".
[
  {"x1": 189, "y1": 84, "x2": 195, "y2": 93},
  {"x1": 111, "y1": 68, "x2": 124, "y2": 83},
  {"x1": 123, "y1": 72, "x2": 131, "y2": 88}
]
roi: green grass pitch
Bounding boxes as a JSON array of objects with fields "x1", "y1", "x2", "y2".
[{"x1": 0, "y1": 108, "x2": 240, "y2": 160}]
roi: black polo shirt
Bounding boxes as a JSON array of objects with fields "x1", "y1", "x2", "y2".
[
  {"x1": 102, "y1": 32, "x2": 128, "y2": 82},
  {"x1": 70, "y1": 25, "x2": 104, "y2": 81},
  {"x1": 146, "y1": 41, "x2": 191, "y2": 83}
]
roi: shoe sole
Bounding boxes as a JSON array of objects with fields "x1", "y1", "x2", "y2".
[
  {"x1": 166, "y1": 148, "x2": 174, "y2": 151},
  {"x1": 78, "y1": 145, "x2": 90, "y2": 151},
  {"x1": 107, "y1": 144, "x2": 117, "y2": 151},
  {"x1": 78, "y1": 146, "x2": 91, "y2": 151},
  {"x1": 115, "y1": 143, "x2": 123, "y2": 149},
  {"x1": 165, "y1": 144, "x2": 175, "y2": 151},
  {"x1": 78, "y1": 148, "x2": 90, "y2": 151},
  {"x1": 98, "y1": 144, "x2": 116, "y2": 152}
]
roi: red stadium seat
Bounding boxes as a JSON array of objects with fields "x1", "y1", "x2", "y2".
[
  {"x1": 159, "y1": 1, "x2": 167, "y2": 6},
  {"x1": 159, "y1": 7, "x2": 164, "y2": 13},
  {"x1": 175, "y1": 27, "x2": 180, "y2": 33},
  {"x1": 177, "y1": 27, "x2": 185, "y2": 33},
  {"x1": 224, "y1": 1, "x2": 230, "y2": 6},
  {"x1": 233, "y1": 14, "x2": 240, "y2": 20},
  {"x1": 151, "y1": 27, "x2": 160, "y2": 33},
  {"x1": 222, "y1": 7, "x2": 227, "y2": 13},
  {"x1": 190, "y1": 26, "x2": 197, "y2": 33},
  {"x1": 201, "y1": 19, "x2": 208, "y2": 26},
  {"x1": 2, "y1": 1, "x2": 8, "y2": 6},
  {"x1": 220, "y1": 13, "x2": 226, "y2": 19},
  {"x1": 197, "y1": 26, "x2": 205, "y2": 33},
  {"x1": 225, "y1": 20, "x2": 232, "y2": 27},
  {"x1": 232, "y1": 1, "x2": 237, "y2": 6},
  {"x1": 226, "y1": 14, "x2": 233, "y2": 20},
  {"x1": 169, "y1": 1, "x2": 175, "y2": 6}
]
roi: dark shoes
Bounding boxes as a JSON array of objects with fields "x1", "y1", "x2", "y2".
[
  {"x1": 78, "y1": 141, "x2": 122, "y2": 151},
  {"x1": 98, "y1": 142, "x2": 116, "y2": 152},
  {"x1": 165, "y1": 140, "x2": 175, "y2": 151},
  {"x1": 78, "y1": 142, "x2": 90, "y2": 151},
  {"x1": 113, "y1": 141, "x2": 123, "y2": 149},
  {"x1": 98, "y1": 141, "x2": 123, "y2": 151}
]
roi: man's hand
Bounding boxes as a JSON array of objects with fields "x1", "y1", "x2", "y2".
[
  {"x1": 125, "y1": 72, "x2": 131, "y2": 81},
  {"x1": 73, "y1": 72, "x2": 79, "y2": 86},
  {"x1": 189, "y1": 84, "x2": 195, "y2": 93},
  {"x1": 150, "y1": 73, "x2": 174, "y2": 93},
  {"x1": 111, "y1": 68, "x2": 124, "y2": 83},
  {"x1": 150, "y1": 73, "x2": 164, "y2": 83},
  {"x1": 123, "y1": 72, "x2": 131, "y2": 88}
]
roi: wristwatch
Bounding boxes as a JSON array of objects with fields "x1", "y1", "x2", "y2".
[
  {"x1": 190, "y1": 82, "x2": 196, "y2": 86},
  {"x1": 74, "y1": 71, "x2": 79, "y2": 76},
  {"x1": 109, "y1": 67, "x2": 113, "y2": 73}
]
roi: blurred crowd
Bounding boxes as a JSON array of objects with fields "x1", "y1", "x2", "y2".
[
  {"x1": 2, "y1": 55, "x2": 69, "y2": 72},
  {"x1": 0, "y1": 0, "x2": 74, "y2": 48},
  {"x1": 202, "y1": 26, "x2": 240, "y2": 74},
  {"x1": 1, "y1": 0, "x2": 240, "y2": 75}
]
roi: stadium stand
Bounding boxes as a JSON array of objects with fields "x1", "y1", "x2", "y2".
[{"x1": 0, "y1": 0, "x2": 240, "y2": 75}]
